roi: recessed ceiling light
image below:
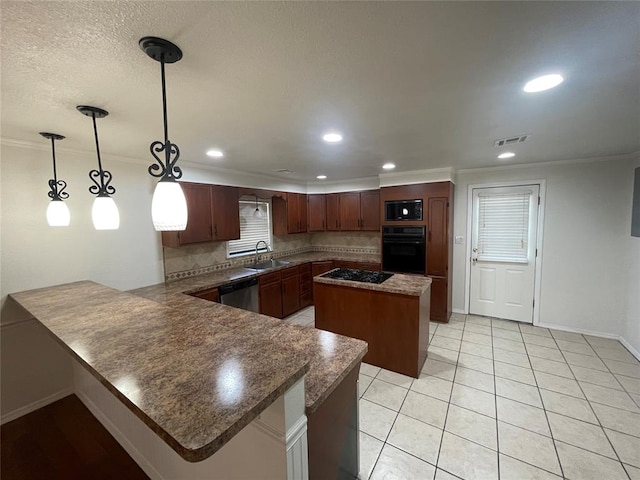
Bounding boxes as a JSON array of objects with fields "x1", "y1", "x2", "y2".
[
  {"x1": 498, "y1": 152, "x2": 516, "y2": 159},
  {"x1": 523, "y1": 74, "x2": 564, "y2": 93},
  {"x1": 316, "y1": 175, "x2": 327, "y2": 180},
  {"x1": 322, "y1": 132, "x2": 343, "y2": 143},
  {"x1": 206, "y1": 149, "x2": 224, "y2": 158},
  {"x1": 382, "y1": 163, "x2": 396, "y2": 170}
]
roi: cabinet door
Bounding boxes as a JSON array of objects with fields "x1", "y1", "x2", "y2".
[
  {"x1": 308, "y1": 195, "x2": 326, "y2": 232},
  {"x1": 339, "y1": 193, "x2": 360, "y2": 231},
  {"x1": 259, "y1": 281, "x2": 283, "y2": 318},
  {"x1": 287, "y1": 193, "x2": 300, "y2": 233},
  {"x1": 428, "y1": 276, "x2": 447, "y2": 322},
  {"x1": 191, "y1": 288, "x2": 219, "y2": 302},
  {"x1": 326, "y1": 194, "x2": 341, "y2": 231},
  {"x1": 282, "y1": 275, "x2": 300, "y2": 317},
  {"x1": 299, "y1": 263, "x2": 313, "y2": 307},
  {"x1": 298, "y1": 194, "x2": 308, "y2": 233},
  {"x1": 312, "y1": 261, "x2": 334, "y2": 277},
  {"x1": 178, "y1": 183, "x2": 213, "y2": 244},
  {"x1": 360, "y1": 190, "x2": 380, "y2": 231},
  {"x1": 427, "y1": 197, "x2": 448, "y2": 277},
  {"x1": 211, "y1": 185, "x2": 240, "y2": 241}
]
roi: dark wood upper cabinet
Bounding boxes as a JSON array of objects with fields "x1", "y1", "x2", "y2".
[
  {"x1": 308, "y1": 195, "x2": 327, "y2": 232},
  {"x1": 326, "y1": 194, "x2": 340, "y2": 231},
  {"x1": 339, "y1": 193, "x2": 361, "y2": 231},
  {"x1": 211, "y1": 185, "x2": 240, "y2": 241},
  {"x1": 161, "y1": 182, "x2": 240, "y2": 247},
  {"x1": 360, "y1": 190, "x2": 380, "y2": 231},
  {"x1": 178, "y1": 183, "x2": 213, "y2": 245},
  {"x1": 427, "y1": 197, "x2": 448, "y2": 277},
  {"x1": 273, "y1": 193, "x2": 308, "y2": 235}
]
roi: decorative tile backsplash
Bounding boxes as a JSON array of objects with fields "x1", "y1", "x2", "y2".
[{"x1": 163, "y1": 231, "x2": 381, "y2": 281}]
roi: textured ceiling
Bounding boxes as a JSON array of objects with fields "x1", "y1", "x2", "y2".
[{"x1": 1, "y1": 1, "x2": 639, "y2": 182}]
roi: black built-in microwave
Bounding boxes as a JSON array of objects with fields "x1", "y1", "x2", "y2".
[{"x1": 384, "y1": 199, "x2": 423, "y2": 221}]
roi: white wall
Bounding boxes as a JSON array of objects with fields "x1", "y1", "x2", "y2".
[
  {"x1": 452, "y1": 155, "x2": 640, "y2": 354},
  {"x1": 1, "y1": 141, "x2": 165, "y2": 420}
]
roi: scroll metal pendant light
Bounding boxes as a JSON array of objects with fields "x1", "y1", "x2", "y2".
[
  {"x1": 40, "y1": 132, "x2": 71, "y2": 226},
  {"x1": 140, "y1": 36, "x2": 188, "y2": 231},
  {"x1": 77, "y1": 105, "x2": 120, "y2": 230}
]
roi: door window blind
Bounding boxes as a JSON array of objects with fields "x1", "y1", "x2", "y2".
[
  {"x1": 477, "y1": 191, "x2": 531, "y2": 263},
  {"x1": 227, "y1": 200, "x2": 272, "y2": 257}
]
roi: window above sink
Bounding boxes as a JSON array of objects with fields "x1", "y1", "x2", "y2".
[{"x1": 227, "y1": 197, "x2": 273, "y2": 258}]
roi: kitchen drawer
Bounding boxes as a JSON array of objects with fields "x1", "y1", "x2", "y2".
[
  {"x1": 281, "y1": 265, "x2": 300, "y2": 279},
  {"x1": 300, "y1": 278, "x2": 312, "y2": 293},
  {"x1": 300, "y1": 291, "x2": 312, "y2": 308},
  {"x1": 259, "y1": 270, "x2": 282, "y2": 285}
]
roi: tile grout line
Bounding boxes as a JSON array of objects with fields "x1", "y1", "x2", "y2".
[{"x1": 562, "y1": 336, "x2": 635, "y2": 479}]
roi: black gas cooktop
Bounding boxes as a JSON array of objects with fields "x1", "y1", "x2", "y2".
[{"x1": 321, "y1": 268, "x2": 393, "y2": 284}]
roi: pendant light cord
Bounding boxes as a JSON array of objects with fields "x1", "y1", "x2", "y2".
[
  {"x1": 50, "y1": 137, "x2": 58, "y2": 184},
  {"x1": 160, "y1": 54, "x2": 169, "y2": 147},
  {"x1": 91, "y1": 112, "x2": 105, "y2": 190}
]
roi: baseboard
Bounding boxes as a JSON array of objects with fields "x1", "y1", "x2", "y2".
[
  {"x1": 451, "y1": 308, "x2": 467, "y2": 315},
  {"x1": 1, "y1": 386, "x2": 73, "y2": 424},
  {"x1": 537, "y1": 322, "x2": 640, "y2": 361},
  {"x1": 75, "y1": 390, "x2": 164, "y2": 480},
  {"x1": 619, "y1": 336, "x2": 640, "y2": 361}
]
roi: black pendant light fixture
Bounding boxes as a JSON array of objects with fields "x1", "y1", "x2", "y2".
[
  {"x1": 139, "y1": 36, "x2": 188, "y2": 231},
  {"x1": 253, "y1": 195, "x2": 263, "y2": 218},
  {"x1": 77, "y1": 105, "x2": 120, "y2": 230},
  {"x1": 40, "y1": 132, "x2": 70, "y2": 226}
]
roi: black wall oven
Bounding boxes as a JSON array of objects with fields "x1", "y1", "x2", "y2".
[{"x1": 382, "y1": 226, "x2": 426, "y2": 274}]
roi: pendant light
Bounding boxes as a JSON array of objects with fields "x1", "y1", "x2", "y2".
[
  {"x1": 140, "y1": 36, "x2": 188, "y2": 231},
  {"x1": 253, "y1": 195, "x2": 262, "y2": 218},
  {"x1": 77, "y1": 105, "x2": 120, "y2": 230},
  {"x1": 40, "y1": 132, "x2": 70, "y2": 227}
]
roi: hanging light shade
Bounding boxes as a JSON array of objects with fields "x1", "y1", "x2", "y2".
[
  {"x1": 40, "y1": 132, "x2": 71, "y2": 227},
  {"x1": 77, "y1": 105, "x2": 120, "y2": 230},
  {"x1": 253, "y1": 195, "x2": 262, "y2": 218},
  {"x1": 140, "y1": 36, "x2": 188, "y2": 231}
]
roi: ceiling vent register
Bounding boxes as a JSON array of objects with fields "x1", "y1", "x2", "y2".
[{"x1": 494, "y1": 135, "x2": 530, "y2": 148}]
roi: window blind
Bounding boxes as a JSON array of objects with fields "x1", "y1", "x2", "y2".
[
  {"x1": 227, "y1": 200, "x2": 272, "y2": 257},
  {"x1": 477, "y1": 191, "x2": 531, "y2": 263}
]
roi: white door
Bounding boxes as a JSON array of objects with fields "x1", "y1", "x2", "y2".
[{"x1": 470, "y1": 185, "x2": 539, "y2": 323}]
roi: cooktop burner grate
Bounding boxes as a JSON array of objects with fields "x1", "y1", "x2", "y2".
[{"x1": 321, "y1": 268, "x2": 393, "y2": 284}]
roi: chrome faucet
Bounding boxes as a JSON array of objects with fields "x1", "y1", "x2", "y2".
[{"x1": 255, "y1": 240, "x2": 271, "y2": 264}]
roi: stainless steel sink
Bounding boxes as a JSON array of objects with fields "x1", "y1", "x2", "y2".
[{"x1": 247, "y1": 259, "x2": 291, "y2": 271}]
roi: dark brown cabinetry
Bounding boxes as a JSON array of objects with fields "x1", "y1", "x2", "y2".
[
  {"x1": 380, "y1": 181, "x2": 453, "y2": 323},
  {"x1": 339, "y1": 191, "x2": 380, "y2": 231},
  {"x1": 299, "y1": 263, "x2": 313, "y2": 307},
  {"x1": 273, "y1": 193, "x2": 308, "y2": 235},
  {"x1": 312, "y1": 261, "x2": 335, "y2": 277},
  {"x1": 307, "y1": 195, "x2": 327, "y2": 232},
  {"x1": 211, "y1": 185, "x2": 241, "y2": 241},
  {"x1": 259, "y1": 271, "x2": 283, "y2": 318},
  {"x1": 281, "y1": 266, "x2": 301, "y2": 317},
  {"x1": 161, "y1": 182, "x2": 240, "y2": 247},
  {"x1": 326, "y1": 194, "x2": 340, "y2": 231},
  {"x1": 188, "y1": 287, "x2": 219, "y2": 303}
]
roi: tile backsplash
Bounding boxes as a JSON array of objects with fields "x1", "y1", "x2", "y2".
[{"x1": 163, "y1": 231, "x2": 381, "y2": 281}]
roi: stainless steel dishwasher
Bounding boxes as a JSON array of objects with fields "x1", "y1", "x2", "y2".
[{"x1": 218, "y1": 277, "x2": 260, "y2": 312}]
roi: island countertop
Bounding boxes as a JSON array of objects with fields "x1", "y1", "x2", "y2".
[
  {"x1": 10, "y1": 276, "x2": 368, "y2": 462},
  {"x1": 313, "y1": 269, "x2": 432, "y2": 296}
]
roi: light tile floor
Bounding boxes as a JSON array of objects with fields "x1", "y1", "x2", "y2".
[{"x1": 285, "y1": 309, "x2": 640, "y2": 480}]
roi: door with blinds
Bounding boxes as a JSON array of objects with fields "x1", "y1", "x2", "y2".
[{"x1": 470, "y1": 185, "x2": 539, "y2": 322}]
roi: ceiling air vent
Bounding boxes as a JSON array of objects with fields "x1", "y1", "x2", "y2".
[
  {"x1": 275, "y1": 169, "x2": 295, "y2": 174},
  {"x1": 494, "y1": 135, "x2": 530, "y2": 148}
]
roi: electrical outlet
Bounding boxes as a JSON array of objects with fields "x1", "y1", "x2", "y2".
[{"x1": 455, "y1": 235, "x2": 464, "y2": 245}]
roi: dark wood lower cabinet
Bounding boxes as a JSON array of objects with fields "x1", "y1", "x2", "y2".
[
  {"x1": 259, "y1": 272, "x2": 283, "y2": 318},
  {"x1": 314, "y1": 281, "x2": 430, "y2": 378},
  {"x1": 282, "y1": 273, "x2": 300, "y2": 317},
  {"x1": 308, "y1": 364, "x2": 360, "y2": 480},
  {"x1": 188, "y1": 287, "x2": 219, "y2": 303},
  {"x1": 312, "y1": 261, "x2": 335, "y2": 277},
  {"x1": 428, "y1": 276, "x2": 448, "y2": 322},
  {"x1": 299, "y1": 263, "x2": 313, "y2": 308}
]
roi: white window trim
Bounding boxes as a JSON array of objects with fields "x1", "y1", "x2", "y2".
[{"x1": 226, "y1": 198, "x2": 273, "y2": 258}]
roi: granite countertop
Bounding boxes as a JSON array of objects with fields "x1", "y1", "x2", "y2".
[
  {"x1": 314, "y1": 269, "x2": 432, "y2": 296},
  {"x1": 10, "y1": 281, "x2": 314, "y2": 462},
  {"x1": 8, "y1": 250, "x2": 379, "y2": 463}
]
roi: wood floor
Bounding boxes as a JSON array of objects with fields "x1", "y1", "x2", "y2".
[{"x1": 1, "y1": 394, "x2": 149, "y2": 480}]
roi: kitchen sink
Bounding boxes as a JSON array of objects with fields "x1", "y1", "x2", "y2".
[{"x1": 247, "y1": 259, "x2": 291, "y2": 271}]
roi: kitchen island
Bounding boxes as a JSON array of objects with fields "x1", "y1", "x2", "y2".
[
  {"x1": 314, "y1": 269, "x2": 431, "y2": 378},
  {"x1": 10, "y1": 278, "x2": 367, "y2": 479}
]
